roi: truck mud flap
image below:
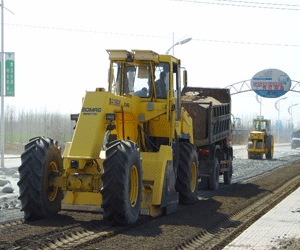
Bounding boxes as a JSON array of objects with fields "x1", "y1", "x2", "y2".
[{"x1": 198, "y1": 159, "x2": 214, "y2": 177}]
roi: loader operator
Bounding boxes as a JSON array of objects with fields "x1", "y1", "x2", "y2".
[
  {"x1": 133, "y1": 87, "x2": 148, "y2": 97},
  {"x1": 155, "y1": 71, "x2": 167, "y2": 99}
]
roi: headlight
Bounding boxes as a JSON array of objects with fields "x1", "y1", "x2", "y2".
[{"x1": 106, "y1": 113, "x2": 116, "y2": 121}]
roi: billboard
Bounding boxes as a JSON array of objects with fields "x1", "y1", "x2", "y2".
[{"x1": 251, "y1": 69, "x2": 291, "y2": 98}]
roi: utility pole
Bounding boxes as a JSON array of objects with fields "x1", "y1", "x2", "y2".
[
  {"x1": 1, "y1": 0, "x2": 4, "y2": 168},
  {"x1": 0, "y1": 0, "x2": 14, "y2": 168}
]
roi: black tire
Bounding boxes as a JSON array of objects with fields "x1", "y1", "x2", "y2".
[
  {"x1": 18, "y1": 137, "x2": 63, "y2": 220},
  {"x1": 175, "y1": 142, "x2": 199, "y2": 205},
  {"x1": 248, "y1": 152, "x2": 253, "y2": 159},
  {"x1": 208, "y1": 158, "x2": 220, "y2": 191},
  {"x1": 223, "y1": 155, "x2": 233, "y2": 185},
  {"x1": 249, "y1": 152, "x2": 262, "y2": 160},
  {"x1": 101, "y1": 140, "x2": 143, "y2": 225},
  {"x1": 257, "y1": 153, "x2": 263, "y2": 160},
  {"x1": 199, "y1": 177, "x2": 209, "y2": 190},
  {"x1": 266, "y1": 135, "x2": 274, "y2": 159}
]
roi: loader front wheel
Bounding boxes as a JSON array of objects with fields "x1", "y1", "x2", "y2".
[
  {"x1": 176, "y1": 142, "x2": 199, "y2": 205},
  {"x1": 18, "y1": 137, "x2": 63, "y2": 220},
  {"x1": 101, "y1": 140, "x2": 142, "y2": 225}
]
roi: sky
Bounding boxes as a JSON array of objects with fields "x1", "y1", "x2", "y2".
[{"x1": 2, "y1": 0, "x2": 300, "y2": 128}]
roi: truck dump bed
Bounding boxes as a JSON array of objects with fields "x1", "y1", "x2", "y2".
[{"x1": 181, "y1": 87, "x2": 231, "y2": 147}]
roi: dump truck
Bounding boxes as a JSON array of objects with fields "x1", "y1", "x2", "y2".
[
  {"x1": 181, "y1": 87, "x2": 232, "y2": 191},
  {"x1": 247, "y1": 118, "x2": 274, "y2": 159},
  {"x1": 18, "y1": 50, "x2": 232, "y2": 225}
]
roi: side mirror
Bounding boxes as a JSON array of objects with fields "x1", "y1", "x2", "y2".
[{"x1": 183, "y1": 70, "x2": 188, "y2": 87}]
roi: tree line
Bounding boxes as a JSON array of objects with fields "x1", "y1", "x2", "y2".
[
  {"x1": 3, "y1": 104, "x2": 295, "y2": 147},
  {"x1": 4, "y1": 104, "x2": 74, "y2": 145}
]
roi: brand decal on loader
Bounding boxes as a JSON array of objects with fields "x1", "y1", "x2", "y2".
[
  {"x1": 109, "y1": 98, "x2": 121, "y2": 106},
  {"x1": 81, "y1": 107, "x2": 102, "y2": 113}
]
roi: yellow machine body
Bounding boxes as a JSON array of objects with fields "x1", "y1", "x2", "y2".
[
  {"x1": 54, "y1": 50, "x2": 194, "y2": 216},
  {"x1": 247, "y1": 118, "x2": 274, "y2": 159},
  {"x1": 248, "y1": 131, "x2": 267, "y2": 154}
]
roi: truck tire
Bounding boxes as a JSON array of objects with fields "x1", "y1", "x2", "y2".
[
  {"x1": 101, "y1": 140, "x2": 142, "y2": 225},
  {"x1": 208, "y1": 158, "x2": 220, "y2": 191},
  {"x1": 200, "y1": 177, "x2": 209, "y2": 190},
  {"x1": 223, "y1": 155, "x2": 232, "y2": 185},
  {"x1": 18, "y1": 137, "x2": 63, "y2": 220},
  {"x1": 176, "y1": 142, "x2": 198, "y2": 205},
  {"x1": 266, "y1": 135, "x2": 274, "y2": 159}
]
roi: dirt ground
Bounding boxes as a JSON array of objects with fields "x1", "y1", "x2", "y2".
[
  {"x1": 2, "y1": 143, "x2": 300, "y2": 249},
  {"x1": 0, "y1": 161, "x2": 298, "y2": 249}
]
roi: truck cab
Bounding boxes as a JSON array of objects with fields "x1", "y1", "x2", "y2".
[{"x1": 291, "y1": 130, "x2": 300, "y2": 149}]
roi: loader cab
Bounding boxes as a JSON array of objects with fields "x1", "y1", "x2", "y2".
[
  {"x1": 107, "y1": 50, "x2": 182, "y2": 121},
  {"x1": 109, "y1": 62, "x2": 153, "y2": 97},
  {"x1": 253, "y1": 119, "x2": 271, "y2": 134},
  {"x1": 107, "y1": 50, "x2": 171, "y2": 100}
]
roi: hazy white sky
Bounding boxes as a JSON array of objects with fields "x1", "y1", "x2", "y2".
[{"x1": 3, "y1": 0, "x2": 300, "y2": 128}]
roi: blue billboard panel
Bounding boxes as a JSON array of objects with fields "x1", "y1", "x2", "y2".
[{"x1": 251, "y1": 69, "x2": 291, "y2": 98}]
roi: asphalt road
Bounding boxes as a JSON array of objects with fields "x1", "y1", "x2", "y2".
[{"x1": 232, "y1": 143, "x2": 300, "y2": 184}]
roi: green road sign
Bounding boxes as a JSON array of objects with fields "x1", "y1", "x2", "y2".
[{"x1": 5, "y1": 53, "x2": 15, "y2": 96}]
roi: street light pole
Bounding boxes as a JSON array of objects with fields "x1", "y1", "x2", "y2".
[
  {"x1": 255, "y1": 94, "x2": 262, "y2": 118},
  {"x1": 172, "y1": 32, "x2": 174, "y2": 56},
  {"x1": 275, "y1": 96, "x2": 287, "y2": 143},
  {"x1": 166, "y1": 37, "x2": 192, "y2": 55},
  {"x1": 288, "y1": 103, "x2": 298, "y2": 130}
]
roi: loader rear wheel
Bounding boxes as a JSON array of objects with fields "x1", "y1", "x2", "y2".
[
  {"x1": 223, "y1": 156, "x2": 233, "y2": 185},
  {"x1": 208, "y1": 158, "x2": 220, "y2": 191},
  {"x1": 17, "y1": 137, "x2": 63, "y2": 220},
  {"x1": 101, "y1": 140, "x2": 142, "y2": 225},
  {"x1": 176, "y1": 142, "x2": 198, "y2": 205}
]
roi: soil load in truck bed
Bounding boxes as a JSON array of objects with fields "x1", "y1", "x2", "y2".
[{"x1": 181, "y1": 87, "x2": 231, "y2": 147}]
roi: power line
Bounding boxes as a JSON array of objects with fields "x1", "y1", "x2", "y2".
[
  {"x1": 172, "y1": 0, "x2": 300, "y2": 11},
  {"x1": 5, "y1": 23, "x2": 300, "y2": 47},
  {"x1": 5, "y1": 23, "x2": 168, "y2": 39},
  {"x1": 194, "y1": 38, "x2": 300, "y2": 47},
  {"x1": 201, "y1": 0, "x2": 300, "y2": 8}
]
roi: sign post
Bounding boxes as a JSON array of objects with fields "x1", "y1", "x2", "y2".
[{"x1": 0, "y1": 0, "x2": 15, "y2": 168}]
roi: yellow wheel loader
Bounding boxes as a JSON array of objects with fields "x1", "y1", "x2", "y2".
[
  {"x1": 247, "y1": 119, "x2": 274, "y2": 159},
  {"x1": 18, "y1": 50, "x2": 232, "y2": 225}
]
